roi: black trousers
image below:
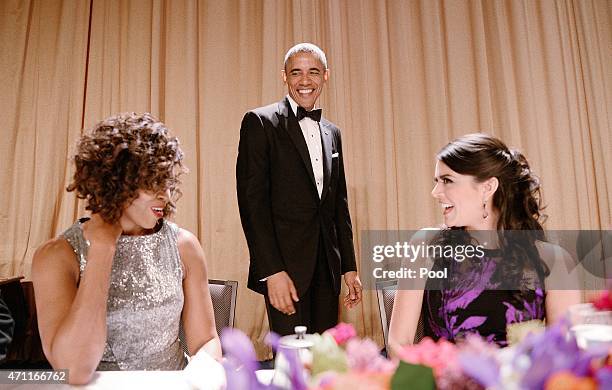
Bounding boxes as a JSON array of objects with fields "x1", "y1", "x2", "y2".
[{"x1": 264, "y1": 235, "x2": 339, "y2": 336}]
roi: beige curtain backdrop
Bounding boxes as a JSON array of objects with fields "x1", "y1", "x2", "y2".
[{"x1": 1, "y1": 0, "x2": 610, "y2": 358}]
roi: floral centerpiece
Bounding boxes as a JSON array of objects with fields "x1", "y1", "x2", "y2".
[{"x1": 221, "y1": 295, "x2": 611, "y2": 390}]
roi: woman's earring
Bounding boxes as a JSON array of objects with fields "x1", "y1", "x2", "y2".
[{"x1": 483, "y1": 200, "x2": 488, "y2": 219}]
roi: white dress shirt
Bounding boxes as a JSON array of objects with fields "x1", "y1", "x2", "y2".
[{"x1": 287, "y1": 96, "x2": 324, "y2": 198}]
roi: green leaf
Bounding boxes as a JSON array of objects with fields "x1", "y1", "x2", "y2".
[{"x1": 391, "y1": 361, "x2": 436, "y2": 390}]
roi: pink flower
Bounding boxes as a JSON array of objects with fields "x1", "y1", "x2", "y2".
[
  {"x1": 345, "y1": 338, "x2": 397, "y2": 373},
  {"x1": 591, "y1": 290, "x2": 612, "y2": 311},
  {"x1": 397, "y1": 337, "x2": 459, "y2": 378},
  {"x1": 325, "y1": 322, "x2": 357, "y2": 345}
]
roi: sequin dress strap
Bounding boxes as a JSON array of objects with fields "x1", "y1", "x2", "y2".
[
  {"x1": 62, "y1": 218, "x2": 90, "y2": 278},
  {"x1": 165, "y1": 221, "x2": 185, "y2": 278},
  {"x1": 166, "y1": 220, "x2": 180, "y2": 237}
]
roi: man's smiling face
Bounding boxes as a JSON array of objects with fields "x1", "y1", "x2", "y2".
[{"x1": 282, "y1": 51, "x2": 329, "y2": 110}]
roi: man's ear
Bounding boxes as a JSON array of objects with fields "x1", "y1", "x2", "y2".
[
  {"x1": 482, "y1": 177, "x2": 499, "y2": 201},
  {"x1": 281, "y1": 69, "x2": 287, "y2": 83},
  {"x1": 323, "y1": 68, "x2": 330, "y2": 82}
]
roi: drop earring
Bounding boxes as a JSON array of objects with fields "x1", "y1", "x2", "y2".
[{"x1": 482, "y1": 200, "x2": 488, "y2": 219}]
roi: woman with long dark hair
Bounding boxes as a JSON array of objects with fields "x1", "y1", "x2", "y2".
[{"x1": 388, "y1": 133, "x2": 581, "y2": 350}]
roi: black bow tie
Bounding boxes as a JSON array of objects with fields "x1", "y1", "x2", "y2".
[{"x1": 296, "y1": 106, "x2": 322, "y2": 122}]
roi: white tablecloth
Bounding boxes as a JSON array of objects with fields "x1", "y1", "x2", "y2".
[
  {"x1": 3, "y1": 369, "x2": 274, "y2": 389},
  {"x1": 4, "y1": 370, "x2": 192, "y2": 390}
]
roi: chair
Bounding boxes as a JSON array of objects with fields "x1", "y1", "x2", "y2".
[
  {"x1": 180, "y1": 279, "x2": 238, "y2": 356},
  {"x1": 376, "y1": 279, "x2": 424, "y2": 354},
  {"x1": 376, "y1": 279, "x2": 398, "y2": 354},
  {"x1": 0, "y1": 277, "x2": 49, "y2": 368},
  {"x1": 208, "y1": 279, "x2": 238, "y2": 336}
]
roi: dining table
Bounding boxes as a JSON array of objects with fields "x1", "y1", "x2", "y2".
[
  {"x1": 1, "y1": 368, "x2": 275, "y2": 389},
  {"x1": 2, "y1": 370, "x2": 192, "y2": 390}
]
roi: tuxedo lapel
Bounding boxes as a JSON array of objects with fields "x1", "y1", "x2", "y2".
[
  {"x1": 319, "y1": 120, "x2": 333, "y2": 203},
  {"x1": 277, "y1": 98, "x2": 317, "y2": 189}
]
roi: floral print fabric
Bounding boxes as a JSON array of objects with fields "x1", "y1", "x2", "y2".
[{"x1": 422, "y1": 250, "x2": 546, "y2": 346}]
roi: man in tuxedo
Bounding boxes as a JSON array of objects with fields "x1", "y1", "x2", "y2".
[{"x1": 236, "y1": 43, "x2": 362, "y2": 336}]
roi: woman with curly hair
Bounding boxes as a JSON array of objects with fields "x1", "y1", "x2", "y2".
[
  {"x1": 388, "y1": 133, "x2": 581, "y2": 351},
  {"x1": 31, "y1": 113, "x2": 221, "y2": 384}
]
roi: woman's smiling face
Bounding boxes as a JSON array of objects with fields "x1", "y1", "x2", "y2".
[
  {"x1": 431, "y1": 160, "x2": 492, "y2": 230},
  {"x1": 119, "y1": 189, "x2": 170, "y2": 235}
]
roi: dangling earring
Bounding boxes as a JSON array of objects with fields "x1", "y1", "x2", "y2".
[{"x1": 482, "y1": 200, "x2": 488, "y2": 219}]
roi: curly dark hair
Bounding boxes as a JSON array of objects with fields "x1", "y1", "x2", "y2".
[
  {"x1": 67, "y1": 112, "x2": 187, "y2": 223},
  {"x1": 433, "y1": 133, "x2": 550, "y2": 287}
]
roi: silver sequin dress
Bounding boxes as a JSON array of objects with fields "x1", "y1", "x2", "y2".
[{"x1": 63, "y1": 218, "x2": 187, "y2": 370}]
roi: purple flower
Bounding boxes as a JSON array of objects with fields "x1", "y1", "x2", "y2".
[
  {"x1": 221, "y1": 328, "x2": 266, "y2": 390},
  {"x1": 514, "y1": 320, "x2": 609, "y2": 389},
  {"x1": 517, "y1": 324, "x2": 577, "y2": 388},
  {"x1": 277, "y1": 347, "x2": 308, "y2": 390},
  {"x1": 458, "y1": 334, "x2": 500, "y2": 387},
  {"x1": 595, "y1": 366, "x2": 612, "y2": 388},
  {"x1": 265, "y1": 332, "x2": 281, "y2": 351}
]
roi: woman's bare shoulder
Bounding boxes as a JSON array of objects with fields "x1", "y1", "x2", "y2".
[
  {"x1": 32, "y1": 236, "x2": 79, "y2": 280},
  {"x1": 34, "y1": 236, "x2": 74, "y2": 260}
]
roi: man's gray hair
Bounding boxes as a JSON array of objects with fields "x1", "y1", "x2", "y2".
[{"x1": 284, "y1": 43, "x2": 328, "y2": 70}]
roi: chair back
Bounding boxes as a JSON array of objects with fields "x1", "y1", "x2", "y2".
[
  {"x1": 376, "y1": 279, "x2": 398, "y2": 353},
  {"x1": 208, "y1": 279, "x2": 238, "y2": 335},
  {"x1": 376, "y1": 279, "x2": 424, "y2": 353},
  {"x1": 179, "y1": 279, "x2": 238, "y2": 356}
]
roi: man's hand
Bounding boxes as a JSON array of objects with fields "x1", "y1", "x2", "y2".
[
  {"x1": 343, "y1": 271, "x2": 362, "y2": 309},
  {"x1": 266, "y1": 271, "x2": 299, "y2": 315}
]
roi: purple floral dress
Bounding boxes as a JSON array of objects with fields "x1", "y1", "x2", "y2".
[{"x1": 422, "y1": 249, "x2": 546, "y2": 346}]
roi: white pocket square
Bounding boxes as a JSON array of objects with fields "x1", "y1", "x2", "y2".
[{"x1": 332, "y1": 152, "x2": 339, "y2": 158}]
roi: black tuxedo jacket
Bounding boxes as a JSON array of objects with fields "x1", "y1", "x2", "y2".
[{"x1": 236, "y1": 97, "x2": 357, "y2": 296}]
